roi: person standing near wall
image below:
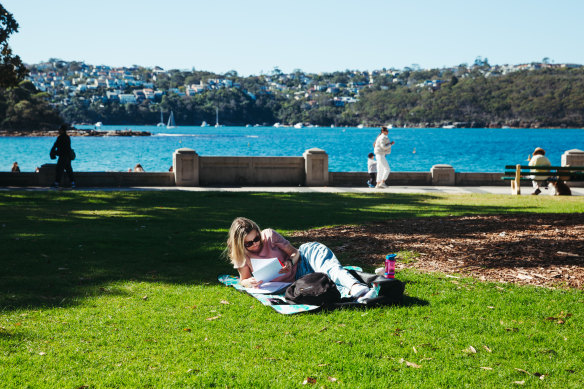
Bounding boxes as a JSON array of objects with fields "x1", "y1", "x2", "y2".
[
  {"x1": 373, "y1": 126, "x2": 394, "y2": 189},
  {"x1": 50, "y1": 124, "x2": 76, "y2": 189},
  {"x1": 366, "y1": 153, "x2": 377, "y2": 188}
]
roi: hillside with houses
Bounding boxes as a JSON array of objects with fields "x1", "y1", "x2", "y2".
[{"x1": 2, "y1": 58, "x2": 584, "y2": 131}]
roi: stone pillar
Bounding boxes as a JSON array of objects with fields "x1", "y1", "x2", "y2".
[
  {"x1": 561, "y1": 149, "x2": 584, "y2": 187},
  {"x1": 431, "y1": 164, "x2": 455, "y2": 186},
  {"x1": 38, "y1": 163, "x2": 57, "y2": 186},
  {"x1": 561, "y1": 149, "x2": 584, "y2": 167},
  {"x1": 303, "y1": 148, "x2": 329, "y2": 186},
  {"x1": 173, "y1": 148, "x2": 199, "y2": 186}
]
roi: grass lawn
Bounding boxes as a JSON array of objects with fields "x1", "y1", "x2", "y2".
[{"x1": 1, "y1": 191, "x2": 583, "y2": 388}]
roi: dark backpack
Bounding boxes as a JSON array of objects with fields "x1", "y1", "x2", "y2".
[{"x1": 285, "y1": 272, "x2": 341, "y2": 306}]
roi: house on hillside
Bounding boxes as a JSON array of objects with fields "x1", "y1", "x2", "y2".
[{"x1": 118, "y1": 94, "x2": 137, "y2": 104}]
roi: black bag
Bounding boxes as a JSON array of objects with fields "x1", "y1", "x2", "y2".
[
  {"x1": 285, "y1": 272, "x2": 341, "y2": 306},
  {"x1": 346, "y1": 270, "x2": 405, "y2": 306}
]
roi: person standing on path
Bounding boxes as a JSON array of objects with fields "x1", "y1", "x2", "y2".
[
  {"x1": 373, "y1": 126, "x2": 394, "y2": 189},
  {"x1": 50, "y1": 124, "x2": 76, "y2": 188},
  {"x1": 366, "y1": 153, "x2": 377, "y2": 188}
]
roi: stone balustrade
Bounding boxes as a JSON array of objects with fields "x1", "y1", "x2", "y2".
[{"x1": 1, "y1": 148, "x2": 582, "y2": 188}]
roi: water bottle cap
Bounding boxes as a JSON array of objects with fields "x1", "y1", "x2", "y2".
[{"x1": 385, "y1": 254, "x2": 397, "y2": 260}]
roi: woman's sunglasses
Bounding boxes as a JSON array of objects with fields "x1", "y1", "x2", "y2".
[{"x1": 244, "y1": 235, "x2": 261, "y2": 248}]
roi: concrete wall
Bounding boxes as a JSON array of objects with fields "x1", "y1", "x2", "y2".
[
  {"x1": 199, "y1": 156, "x2": 305, "y2": 186},
  {"x1": 0, "y1": 148, "x2": 569, "y2": 188},
  {"x1": 0, "y1": 164, "x2": 175, "y2": 187},
  {"x1": 455, "y1": 172, "x2": 506, "y2": 186},
  {"x1": 0, "y1": 170, "x2": 506, "y2": 187},
  {"x1": 330, "y1": 172, "x2": 432, "y2": 186},
  {"x1": 329, "y1": 171, "x2": 506, "y2": 186}
]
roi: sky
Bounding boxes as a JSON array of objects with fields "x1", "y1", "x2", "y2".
[{"x1": 3, "y1": 0, "x2": 584, "y2": 76}]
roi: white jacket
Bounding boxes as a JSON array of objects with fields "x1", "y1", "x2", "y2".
[
  {"x1": 529, "y1": 154, "x2": 551, "y2": 180},
  {"x1": 374, "y1": 133, "x2": 392, "y2": 155},
  {"x1": 367, "y1": 158, "x2": 377, "y2": 173}
]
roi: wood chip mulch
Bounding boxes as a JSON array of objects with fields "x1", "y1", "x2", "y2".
[{"x1": 289, "y1": 213, "x2": 584, "y2": 289}]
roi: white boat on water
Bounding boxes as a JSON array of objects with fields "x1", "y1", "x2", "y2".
[
  {"x1": 214, "y1": 107, "x2": 223, "y2": 127},
  {"x1": 294, "y1": 123, "x2": 303, "y2": 129},
  {"x1": 157, "y1": 109, "x2": 165, "y2": 127},
  {"x1": 273, "y1": 123, "x2": 281, "y2": 128},
  {"x1": 95, "y1": 122, "x2": 103, "y2": 128},
  {"x1": 357, "y1": 124, "x2": 364, "y2": 128},
  {"x1": 201, "y1": 121, "x2": 210, "y2": 127},
  {"x1": 167, "y1": 111, "x2": 176, "y2": 129},
  {"x1": 442, "y1": 124, "x2": 455, "y2": 129}
]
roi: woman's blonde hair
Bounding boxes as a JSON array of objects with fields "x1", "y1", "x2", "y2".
[{"x1": 224, "y1": 217, "x2": 261, "y2": 268}]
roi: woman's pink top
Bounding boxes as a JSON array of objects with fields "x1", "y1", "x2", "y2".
[{"x1": 241, "y1": 228, "x2": 297, "y2": 283}]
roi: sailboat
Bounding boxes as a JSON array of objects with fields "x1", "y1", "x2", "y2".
[
  {"x1": 214, "y1": 107, "x2": 223, "y2": 128},
  {"x1": 157, "y1": 108, "x2": 165, "y2": 127},
  {"x1": 167, "y1": 111, "x2": 176, "y2": 129}
]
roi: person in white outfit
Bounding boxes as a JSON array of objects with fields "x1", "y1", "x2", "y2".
[
  {"x1": 373, "y1": 126, "x2": 394, "y2": 188},
  {"x1": 367, "y1": 153, "x2": 377, "y2": 188}
]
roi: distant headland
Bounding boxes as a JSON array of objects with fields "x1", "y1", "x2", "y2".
[
  {"x1": 0, "y1": 129, "x2": 151, "y2": 137},
  {"x1": 3, "y1": 58, "x2": 584, "y2": 131}
]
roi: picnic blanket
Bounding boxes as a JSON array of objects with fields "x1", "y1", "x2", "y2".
[{"x1": 219, "y1": 266, "x2": 404, "y2": 315}]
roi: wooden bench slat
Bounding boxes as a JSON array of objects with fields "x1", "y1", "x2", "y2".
[{"x1": 504, "y1": 165, "x2": 584, "y2": 170}]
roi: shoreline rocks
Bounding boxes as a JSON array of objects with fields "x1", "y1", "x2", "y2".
[{"x1": 0, "y1": 129, "x2": 152, "y2": 137}]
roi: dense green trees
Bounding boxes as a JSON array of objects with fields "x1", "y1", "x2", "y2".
[
  {"x1": 0, "y1": 5, "x2": 62, "y2": 130},
  {"x1": 0, "y1": 4, "x2": 27, "y2": 88},
  {"x1": 356, "y1": 67, "x2": 584, "y2": 128},
  {"x1": 0, "y1": 80, "x2": 63, "y2": 130}
]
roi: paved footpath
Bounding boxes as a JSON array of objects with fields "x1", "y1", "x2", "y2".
[{"x1": 2, "y1": 185, "x2": 583, "y2": 195}]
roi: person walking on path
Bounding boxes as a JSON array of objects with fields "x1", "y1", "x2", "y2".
[
  {"x1": 528, "y1": 147, "x2": 551, "y2": 195},
  {"x1": 11, "y1": 162, "x2": 20, "y2": 172},
  {"x1": 50, "y1": 124, "x2": 76, "y2": 188},
  {"x1": 373, "y1": 126, "x2": 394, "y2": 189}
]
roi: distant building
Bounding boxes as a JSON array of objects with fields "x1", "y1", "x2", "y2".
[{"x1": 118, "y1": 94, "x2": 137, "y2": 104}]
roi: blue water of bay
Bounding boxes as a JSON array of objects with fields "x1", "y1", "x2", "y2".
[{"x1": 1, "y1": 126, "x2": 582, "y2": 173}]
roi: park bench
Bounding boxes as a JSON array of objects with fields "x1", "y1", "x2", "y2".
[{"x1": 502, "y1": 165, "x2": 584, "y2": 195}]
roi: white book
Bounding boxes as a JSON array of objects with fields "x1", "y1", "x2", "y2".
[
  {"x1": 244, "y1": 281, "x2": 291, "y2": 294},
  {"x1": 251, "y1": 257, "x2": 283, "y2": 282}
]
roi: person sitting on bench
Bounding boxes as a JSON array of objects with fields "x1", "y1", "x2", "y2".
[{"x1": 529, "y1": 147, "x2": 551, "y2": 195}]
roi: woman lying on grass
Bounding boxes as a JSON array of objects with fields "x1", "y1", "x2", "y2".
[{"x1": 225, "y1": 217, "x2": 376, "y2": 302}]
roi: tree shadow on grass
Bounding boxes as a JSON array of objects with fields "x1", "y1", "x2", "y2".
[{"x1": 0, "y1": 191, "x2": 565, "y2": 311}]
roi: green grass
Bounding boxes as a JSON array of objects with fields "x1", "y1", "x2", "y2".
[{"x1": 1, "y1": 191, "x2": 583, "y2": 388}]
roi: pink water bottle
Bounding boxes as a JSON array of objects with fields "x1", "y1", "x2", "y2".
[{"x1": 385, "y1": 254, "x2": 396, "y2": 279}]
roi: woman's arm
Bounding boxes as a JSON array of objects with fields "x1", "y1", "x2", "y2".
[
  {"x1": 237, "y1": 265, "x2": 262, "y2": 288},
  {"x1": 280, "y1": 244, "x2": 300, "y2": 265}
]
